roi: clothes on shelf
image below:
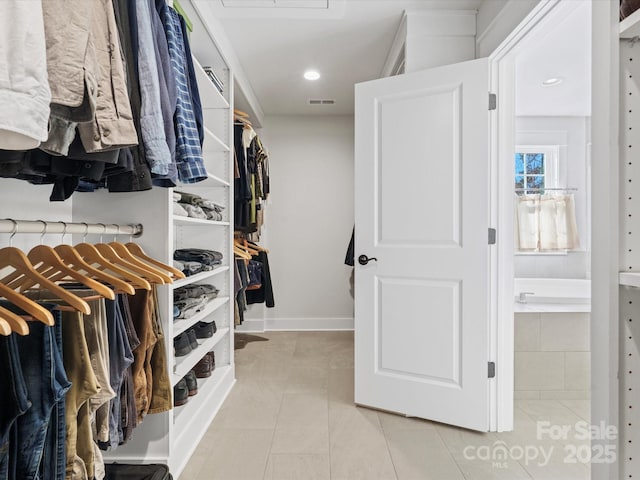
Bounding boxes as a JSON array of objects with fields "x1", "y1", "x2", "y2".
[
  {"x1": 173, "y1": 191, "x2": 225, "y2": 221},
  {"x1": 0, "y1": 0, "x2": 209, "y2": 201},
  {"x1": 173, "y1": 284, "x2": 219, "y2": 320},
  {"x1": 173, "y1": 249, "x2": 223, "y2": 277}
]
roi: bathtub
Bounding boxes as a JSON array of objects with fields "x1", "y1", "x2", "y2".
[{"x1": 513, "y1": 278, "x2": 591, "y2": 313}]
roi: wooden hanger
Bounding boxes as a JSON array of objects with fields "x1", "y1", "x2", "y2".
[
  {"x1": 107, "y1": 242, "x2": 173, "y2": 284},
  {"x1": 3, "y1": 245, "x2": 116, "y2": 300},
  {"x1": 0, "y1": 306, "x2": 29, "y2": 335},
  {"x1": 0, "y1": 247, "x2": 91, "y2": 315},
  {"x1": 94, "y1": 243, "x2": 166, "y2": 284},
  {"x1": 125, "y1": 242, "x2": 186, "y2": 279},
  {"x1": 0, "y1": 315, "x2": 12, "y2": 336},
  {"x1": 233, "y1": 246, "x2": 252, "y2": 260},
  {"x1": 247, "y1": 241, "x2": 269, "y2": 254},
  {"x1": 54, "y1": 244, "x2": 135, "y2": 295},
  {"x1": 0, "y1": 281, "x2": 54, "y2": 325},
  {"x1": 74, "y1": 243, "x2": 151, "y2": 291}
]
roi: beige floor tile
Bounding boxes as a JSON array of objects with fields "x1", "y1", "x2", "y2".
[
  {"x1": 329, "y1": 405, "x2": 397, "y2": 480},
  {"x1": 191, "y1": 428, "x2": 273, "y2": 480},
  {"x1": 264, "y1": 454, "x2": 330, "y2": 480},
  {"x1": 451, "y1": 457, "x2": 534, "y2": 480},
  {"x1": 385, "y1": 428, "x2": 465, "y2": 480},
  {"x1": 271, "y1": 427, "x2": 329, "y2": 454},
  {"x1": 516, "y1": 400, "x2": 583, "y2": 425},
  {"x1": 515, "y1": 313, "x2": 541, "y2": 351},
  {"x1": 559, "y1": 399, "x2": 590, "y2": 421},
  {"x1": 521, "y1": 459, "x2": 590, "y2": 480},
  {"x1": 285, "y1": 365, "x2": 329, "y2": 393},
  {"x1": 211, "y1": 382, "x2": 283, "y2": 430},
  {"x1": 328, "y1": 367, "x2": 354, "y2": 405},
  {"x1": 276, "y1": 392, "x2": 329, "y2": 430}
]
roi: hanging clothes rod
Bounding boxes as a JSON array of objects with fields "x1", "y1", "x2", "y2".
[{"x1": 0, "y1": 219, "x2": 143, "y2": 237}]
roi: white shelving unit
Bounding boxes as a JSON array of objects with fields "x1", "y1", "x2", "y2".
[{"x1": 620, "y1": 17, "x2": 640, "y2": 479}]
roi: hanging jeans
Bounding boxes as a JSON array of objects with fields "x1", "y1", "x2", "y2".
[
  {"x1": 0, "y1": 334, "x2": 30, "y2": 480},
  {"x1": 9, "y1": 305, "x2": 70, "y2": 480}
]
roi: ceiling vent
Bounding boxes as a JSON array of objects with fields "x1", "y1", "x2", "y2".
[{"x1": 309, "y1": 99, "x2": 335, "y2": 105}]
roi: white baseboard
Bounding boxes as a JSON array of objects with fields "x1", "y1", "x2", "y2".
[{"x1": 235, "y1": 317, "x2": 354, "y2": 332}]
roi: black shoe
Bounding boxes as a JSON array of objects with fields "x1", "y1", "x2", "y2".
[
  {"x1": 187, "y1": 328, "x2": 198, "y2": 350},
  {"x1": 194, "y1": 321, "x2": 217, "y2": 339},
  {"x1": 174, "y1": 378, "x2": 189, "y2": 406},
  {"x1": 184, "y1": 370, "x2": 198, "y2": 396},
  {"x1": 174, "y1": 332, "x2": 192, "y2": 357}
]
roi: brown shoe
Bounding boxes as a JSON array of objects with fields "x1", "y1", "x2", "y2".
[
  {"x1": 194, "y1": 355, "x2": 213, "y2": 378},
  {"x1": 206, "y1": 351, "x2": 216, "y2": 370}
]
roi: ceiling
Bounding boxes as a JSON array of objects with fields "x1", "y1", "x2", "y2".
[
  {"x1": 203, "y1": 0, "x2": 591, "y2": 118},
  {"x1": 204, "y1": 0, "x2": 483, "y2": 116},
  {"x1": 515, "y1": 0, "x2": 591, "y2": 117}
]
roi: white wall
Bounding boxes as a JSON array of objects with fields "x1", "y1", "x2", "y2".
[
  {"x1": 514, "y1": 116, "x2": 590, "y2": 278},
  {"x1": 247, "y1": 115, "x2": 355, "y2": 330}
]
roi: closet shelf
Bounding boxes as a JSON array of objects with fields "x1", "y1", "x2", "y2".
[
  {"x1": 173, "y1": 296, "x2": 230, "y2": 337},
  {"x1": 620, "y1": 272, "x2": 640, "y2": 288},
  {"x1": 172, "y1": 266, "x2": 230, "y2": 289},
  {"x1": 203, "y1": 172, "x2": 230, "y2": 187},
  {"x1": 621, "y1": 9, "x2": 640, "y2": 38},
  {"x1": 171, "y1": 365, "x2": 234, "y2": 472},
  {"x1": 192, "y1": 56, "x2": 229, "y2": 109},
  {"x1": 172, "y1": 327, "x2": 230, "y2": 385},
  {"x1": 203, "y1": 127, "x2": 229, "y2": 153},
  {"x1": 173, "y1": 216, "x2": 230, "y2": 226}
]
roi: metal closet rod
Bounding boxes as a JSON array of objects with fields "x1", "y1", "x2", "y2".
[{"x1": 0, "y1": 219, "x2": 143, "y2": 237}]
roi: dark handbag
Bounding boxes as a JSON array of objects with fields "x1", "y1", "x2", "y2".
[{"x1": 104, "y1": 463, "x2": 172, "y2": 480}]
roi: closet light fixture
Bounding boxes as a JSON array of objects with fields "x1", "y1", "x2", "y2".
[
  {"x1": 304, "y1": 70, "x2": 321, "y2": 81},
  {"x1": 541, "y1": 77, "x2": 563, "y2": 86}
]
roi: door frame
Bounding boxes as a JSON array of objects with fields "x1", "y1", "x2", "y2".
[{"x1": 488, "y1": 0, "x2": 594, "y2": 432}]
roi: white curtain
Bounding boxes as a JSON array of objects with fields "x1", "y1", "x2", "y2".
[{"x1": 516, "y1": 193, "x2": 579, "y2": 251}]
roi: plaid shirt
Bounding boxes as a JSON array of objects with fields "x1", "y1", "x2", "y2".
[{"x1": 161, "y1": 6, "x2": 207, "y2": 183}]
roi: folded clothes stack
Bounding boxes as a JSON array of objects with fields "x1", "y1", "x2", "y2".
[
  {"x1": 173, "y1": 249, "x2": 223, "y2": 277},
  {"x1": 173, "y1": 284, "x2": 219, "y2": 319},
  {"x1": 172, "y1": 190, "x2": 225, "y2": 221}
]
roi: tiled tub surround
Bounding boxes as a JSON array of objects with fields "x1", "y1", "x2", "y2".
[{"x1": 515, "y1": 312, "x2": 590, "y2": 399}]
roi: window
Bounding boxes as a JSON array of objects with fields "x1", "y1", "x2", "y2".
[{"x1": 515, "y1": 145, "x2": 559, "y2": 193}]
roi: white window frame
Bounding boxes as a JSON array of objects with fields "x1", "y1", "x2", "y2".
[{"x1": 514, "y1": 145, "x2": 560, "y2": 191}]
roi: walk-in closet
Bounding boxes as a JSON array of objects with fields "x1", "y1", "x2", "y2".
[{"x1": 0, "y1": 0, "x2": 626, "y2": 479}]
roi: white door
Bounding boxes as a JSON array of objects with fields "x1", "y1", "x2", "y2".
[{"x1": 354, "y1": 58, "x2": 491, "y2": 431}]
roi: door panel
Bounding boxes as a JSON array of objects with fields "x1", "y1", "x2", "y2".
[{"x1": 355, "y1": 58, "x2": 490, "y2": 431}]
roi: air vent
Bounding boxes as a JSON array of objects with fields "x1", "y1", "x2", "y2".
[{"x1": 308, "y1": 99, "x2": 335, "y2": 105}]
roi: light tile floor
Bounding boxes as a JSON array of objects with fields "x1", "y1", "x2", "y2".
[{"x1": 179, "y1": 332, "x2": 591, "y2": 480}]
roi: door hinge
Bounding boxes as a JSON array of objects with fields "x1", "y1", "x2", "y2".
[
  {"x1": 488, "y1": 362, "x2": 496, "y2": 378},
  {"x1": 489, "y1": 93, "x2": 497, "y2": 111},
  {"x1": 488, "y1": 228, "x2": 496, "y2": 245}
]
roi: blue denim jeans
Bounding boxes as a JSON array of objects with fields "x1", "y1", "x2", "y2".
[
  {"x1": 98, "y1": 295, "x2": 134, "y2": 451},
  {"x1": 0, "y1": 334, "x2": 30, "y2": 480},
  {"x1": 11, "y1": 308, "x2": 70, "y2": 480}
]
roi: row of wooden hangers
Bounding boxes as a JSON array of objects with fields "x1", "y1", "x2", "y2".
[
  {"x1": 233, "y1": 235, "x2": 268, "y2": 261},
  {"x1": 0, "y1": 221, "x2": 185, "y2": 336}
]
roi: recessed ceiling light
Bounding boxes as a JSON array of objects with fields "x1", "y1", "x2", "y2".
[
  {"x1": 542, "y1": 77, "x2": 563, "y2": 86},
  {"x1": 304, "y1": 70, "x2": 320, "y2": 81}
]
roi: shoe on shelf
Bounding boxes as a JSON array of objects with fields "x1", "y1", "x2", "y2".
[
  {"x1": 193, "y1": 355, "x2": 213, "y2": 378},
  {"x1": 186, "y1": 328, "x2": 198, "y2": 350},
  {"x1": 184, "y1": 370, "x2": 198, "y2": 396},
  {"x1": 173, "y1": 332, "x2": 192, "y2": 357},
  {"x1": 174, "y1": 378, "x2": 189, "y2": 406},
  {"x1": 194, "y1": 320, "x2": 217, "y2": 339},
  {"x1": 206, "y1": 351, "x2": 216, "y2": 370}
]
